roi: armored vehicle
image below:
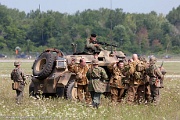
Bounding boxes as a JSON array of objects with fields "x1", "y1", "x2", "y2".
[{"x1": 29, "y1": 46, "x2": 126, "y2": 100}]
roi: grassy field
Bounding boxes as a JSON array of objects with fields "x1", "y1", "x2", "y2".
[{"x1": 0, "y1": 61, "x2": 179, "y2": 120}]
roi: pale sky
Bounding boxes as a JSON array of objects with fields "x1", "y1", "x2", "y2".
[{"x1": 0, "y1": 0, "x2": 180, "y2": 15}]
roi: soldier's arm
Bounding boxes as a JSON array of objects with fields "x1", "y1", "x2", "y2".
[
  {"x1": 155, "y1": 66, "x2": 163, "y2": 79},
  {"x1": 86, "y1": 39, "x2": 95, "y2": 48},
  {"x1": 68, "y1": 64, "x2": 74, "y2": 72},
  {"x1": 112, "y1": 67, "x2": 120, "y2": 76},
  {"x1": 10, "y1": 71, "x2": 13, "y2": 80},
  {"x1": 86, "y1": 69, "x2": 91, "y2": 80},
  {"x1": 100, "y1": 68, "x2": 108, "y2": 80},
  {"x1": 21, "y1": 70, "x2": 26, "y2": 81},
  {"x1": 128, "y1": 63, "x2": 135, "y2": 75},
  {"x1": 107, "y1": 62, "x2": 116, "y2": 73}
]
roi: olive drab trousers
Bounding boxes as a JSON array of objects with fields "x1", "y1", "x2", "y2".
[
  {"x1": 90, "y1": 91, "x2": 101, "y2": 106},
  {"x1": 150, "y1": 84, "x2": 160, "y2": 104},
  {"x1": 16, "y1": 83, "x2": 25, "y2": 104},
  {"x1": 77, "y1": 85, "x2": 91, "y2": 104}
]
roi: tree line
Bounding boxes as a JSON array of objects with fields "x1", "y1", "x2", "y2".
[{"x1": 0, "y1": 4, "x2": 180, "y2": 55}]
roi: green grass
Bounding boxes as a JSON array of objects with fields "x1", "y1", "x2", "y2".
[
  {"x1": 157, "y1": 61, "x2": 180, "y2": 75},
  {"x1": 0, "y1": 62, "x2": 179, "y2": 120}
]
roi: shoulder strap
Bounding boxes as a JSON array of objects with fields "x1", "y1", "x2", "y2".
[{"x1": 92, "y1": 67, "x2": 101, "y2": 78}]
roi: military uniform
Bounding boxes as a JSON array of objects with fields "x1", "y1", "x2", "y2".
[
  {"x1": 86, "y1": 59, "x2": 108, "y2": 108},
  {"x1": 136, "y1": 59, "x2": 151, "y2": 104},
  {"x1": 11, "y1": 61, "x2": 26, "y2": 104},
  {"x1": 109, "y1": 63, "x2": 126, "y2": 103},
  {"x1": 84, "y1": 38, "x2": 104, "y2": 54},
  {"x1": 146, "y1": 57, "x2": 163, "y2": 104},
  {"x1": 68, "y1": 63, "x2": 91, "y2": 104},
  {"x1": 126, "y1": 59, "x2": 147, "y2": 104}
]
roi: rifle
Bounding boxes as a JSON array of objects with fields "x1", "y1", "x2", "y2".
[
  {"x1": 159, "y1": 61, "x2": 166, "y2": 88},
  {"x1": 25, "y1": 74, "x2": 33, "y2": 85},
  {"x1": 93, "y1": 41, "x2": 117, "y2": 47},
  {"x1": 160, "y1": 61, "x2": 164, "y2": 69}
]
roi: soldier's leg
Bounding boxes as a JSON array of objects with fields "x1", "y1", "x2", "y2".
[
  {"x1": 153, "y1": 85, "x2": 160, "y2": 104},
  {"x1": 145, "y1": 84, "x2": 151, "y2": 103},
  {"x1": 16, "y1": 90, "x2": 21, "y2": 104},
  {"x1": 126, "y1": 85, "x2": 137, "y2": 104},
  {"x1": 77, "y1": 85, "x2": 84, "y2": 102},
  {"x1": 137, "y1": 85, "x2": 145, "y2": 104},
  {"x1": 117, "y1": 88, "x2": 124, "y2": 102},
  {"x1": 84, "y1": 85, "x2": 92, "y2": 104},
  {"x1": 110, "y1": 87, "x2": 118, "y2": 103},
  {"x1": 17, "y1": 85, "x2": 25, "y2": 103},
  {"x1": 150, "y1": 84, "x2": 160, "y2": 104},
  {"x1": 93, "y1": 92, "x2": 101, "y2": 108},
  {"x1": 90, "y1": 91, "x2": 95, "y2": 105},
  {"x1": 19, "y1": 91, "x2": 24, "y2": 103}
]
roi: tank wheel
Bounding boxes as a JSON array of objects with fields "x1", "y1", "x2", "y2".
[
  {"x1": 32, "y1": 52, "x2": 55, "y2": 80},
  {"x1": 65, "y1": 81, "x2": 78, "y2": 101}
]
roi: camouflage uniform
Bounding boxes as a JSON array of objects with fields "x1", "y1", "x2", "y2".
[
  {"x1": 136, "y1": 58, "x2": 151, "y2": 103},
  {"x1": 109, "y1": 63, "x2": 126, "y2": 103},
  {"x1": 84, "y1": 38, "x2": 104, "y2": 54},
  {"x1": 68, "y1": 63, "x2": 91, "y2": 104},
  {"x1": 126, "y1": 59, "x2": 147, "y2": 104},
  {"x1": 86, "y1": 59, "x2": 108, "y2": 108},
  {"x1": 11, "y1": 61, "x2": 26, "y2": 104},
  {"x1": 146, "y1": 56, "x2": 163, "y2": 104}
]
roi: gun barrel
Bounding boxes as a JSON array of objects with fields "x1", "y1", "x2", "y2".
[{"x1": 94, "y1": 41, "x2": 117, "y2": 47}]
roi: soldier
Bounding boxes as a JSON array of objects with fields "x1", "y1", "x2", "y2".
[
  {"x1": 146, "y1": 56, "x2": 163, "y2": 105},
  {"x1": 86, "y1": 59, "x2": 108, "y2": 108},
  {"x1": 136, "y1": 57, "x2": 151, "y2": 104},
  {"x1": 11, "y1": 61, "x2": 26, "y2": 104},
  {"x1": 68, "y1": 58, "x2": 91, "y2": 104},
  {"x1": 126, "y1": 54, "x2": 146, "y2": 104},
  {"x1": 109, "y1": 60, "x2": 126, "y2": 104},
  {"x1": 84, "y1": 34, "x2": 104, "y2": 54}
]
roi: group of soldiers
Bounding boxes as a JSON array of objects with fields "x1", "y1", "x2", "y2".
[
  {"x1": 68, "y1": 54, "x2": 166, "y2": 108},
  {"x1": 68, "y1": 34, "x2": 166, "y2": 108}
]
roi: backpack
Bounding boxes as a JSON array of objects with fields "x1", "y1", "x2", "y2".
[
  {"x1": 136, "y1": 61, "x2": 145, "y2": 72},
  {"x1": 11, "y1": 68, "x2": 22, "y2": 82}
]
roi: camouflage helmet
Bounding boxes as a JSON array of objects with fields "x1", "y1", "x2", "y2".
[
  {"x1": 14, "y1": 61, "x2": 20, "y2": 66},
  {"x1": 149, "y1": 56, "x2": 157, "y2": 64},
  {"x1": 92, "y1": 59, "x2": 99, "y2": 64},
  {"x1": 139, "y1": 56, "x2": 147, "y2": 63}
]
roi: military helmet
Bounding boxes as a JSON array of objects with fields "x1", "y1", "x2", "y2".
[
  {"x1": 14, "y1": 61, "x2": 20, "y2": 66},
  {"x1": 92, "y1": 59, "x2": 99, "y2": 64},
  {"x1": 139, "y1": 56, "x2": 147, "y2": 63},
  {"x1": 149, "y1": 56, "x2": 157, "y2": 64}
]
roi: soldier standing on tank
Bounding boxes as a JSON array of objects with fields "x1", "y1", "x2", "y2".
[
  {"x1": 146, "y1": 56, "x2": 163, "y2": 105},
  {"x1": 86, "y1": 59, "x2": 108, "y2": 108},
  {"x1": 84, "y1": 34, "x2": 104, "y2": 55},
  {"x1": 11, "y1": 61, "x2": 26, "y2": 104},
  {"x1": 68, "y1": 58, "x2": 92, "y2": 104}
]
